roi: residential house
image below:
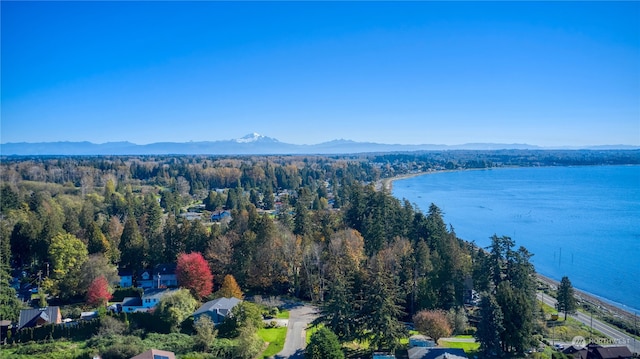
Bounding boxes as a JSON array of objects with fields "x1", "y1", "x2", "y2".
[
  {"x1": 193, "y1": 297, "x2": 242, "y2": 325},
  {"x1": 121, "y1": 288, "x2": 179, "y2": 313},
  {"x1": 17, "y1": 307, "x2": 62, "y2": 330},
  {"x1": 138, "y1": 269, "x2": 154, "y2": 289},
  {"x1": 153, "y1": 263, "x2": 178, "y2": 288},
  {"x1": 121, "y1": 297, "x2": 143, "y2": 313},
  {"x1": 409, "y1": 334, "x2": 436, "y2": 348},
  {"x1": 210, "y1": 210, "x2": 231, "y2": 222},
  {"x1": 180, "y1": 212, "x2": 203, "y2": 221},
  {"x1": 564, "y1": 343, "x2": 633, "y2": 359},
  {"x1": 130, "y1": 349, "x2": 176, "y2": 359},
  {"x1": 80, "y1": 311, "x2": 98, "y2": 321},
  {"x1": 408, "y1": 348, "x2": 468, "y2": 359},
  {"x1": 119, "y1": 270, "x2": 133, "y2": 288},
  {"x1": 372, "y1": 353, "x2": 396, "y2": 359},
  {"x1": 591, "y1": 346, "x2": 633, "y2": 359}
]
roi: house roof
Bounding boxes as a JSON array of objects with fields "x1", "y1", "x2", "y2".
[
  {"x1": 18, "y1": 307, "x2": 61, "y2": 330},
  {"x1": 153, "y1": 263, "x2": 177, "y2": 275},
  {"x1": 122, "y1": 297, "x2": 143, "y2": 307},
  {"x1": 118, "y1": 269, "x2": 133, "y2": 277},
  {"x1": 409, "y1": 334, "x2": 436, "y2": 348},
  {"x1": 130, "y1": 348, "x2": 176, "y2": 359},
  {"x1": 408, "y1": 348, "x2": 468, "y2": 359},
  {"x1": 563, "y1": 346, "x2": 588, "y2": 359},
  {"x1": 143, "y1": 288, "x2": 178, "y2": 300},
  {"x1": 593, "y1": 346, "x2": 633, "y2": 359},
  {"x1": 193, "y1": 297, "x2": 242, "y2": 317}
]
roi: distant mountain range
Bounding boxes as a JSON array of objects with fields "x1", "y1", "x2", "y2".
[{"x1": 1, "y1": 133, "x2": 637, "y2": 155}]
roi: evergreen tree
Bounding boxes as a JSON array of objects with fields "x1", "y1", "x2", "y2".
[
  {"x1": 119, "y1": 216, "x2": 146, "y2": 270},
  {"x1": 0, "y1": 233, "x2": 23, "y2": 321},
  {"x1": 293, "y1": 200, "x2": 309, "y2": 236},
  {"x1": 306, "y1": 327, "x2": 345, "y2": 359},
  {"x1": 556, "y1": 276, "x2": 577, "y2": 320},
  {"x1": 358, "y1": 256, "x2": 406, "y2": 352},
  {"x1": 475, "y1": 294, "x2": 504, "y2": 357},
  {"x1": 496, "y1": 281, "x2": 533, "y2": 353},
  {"x1": 322, "y1": 273, "x2": 359, "y2": 342},
  {"x1": 87, "y1": 221, "x2": 110, "y2": 255}
]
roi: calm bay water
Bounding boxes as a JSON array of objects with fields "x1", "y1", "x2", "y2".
[{"x1": 392, "y1": 165, "x2": 640, "y2": 313}]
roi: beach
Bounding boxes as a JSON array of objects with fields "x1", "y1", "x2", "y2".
[
  {"x1": 536, "y1": 273, "x2": 638, "y2": 323},
  {"x1": 377, "y1": 170, "x2": 433, "y2": 192}
]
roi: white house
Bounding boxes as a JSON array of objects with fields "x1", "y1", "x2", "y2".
[{"x1": 121, "y1": 288, "x2": 179, "y2": 313}]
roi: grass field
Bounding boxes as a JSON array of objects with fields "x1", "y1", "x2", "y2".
[
  {"x1": 258, "y1": 326, "x2": 288, "y2": 358},
  {"x1": 276, "y1": 310, "x2": 290, "y2": 319},
  {"x1": 539, "y1": 300, "x2": 608, "y2": 341},
  {"x1": 438, "y1": 338, "x2": 480, "y2": 354}
]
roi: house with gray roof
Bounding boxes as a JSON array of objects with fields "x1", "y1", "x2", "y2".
[
  {"x1": 193, "y1": 297, "x2": 242, "y2": 325},
  {"x1": 121, "y1": 288, "x2": 179, "y2": 313},
  {"x1": 408, "y1": 348, "x2": 468, "y2": 359},
  {"x1": 18, "y1": 307, "x2": 62, "y2": 330}
]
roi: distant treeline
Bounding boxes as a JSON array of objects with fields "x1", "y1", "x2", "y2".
[{"x1": 1, "y1": 149, "x2": 638, "y2": 353}]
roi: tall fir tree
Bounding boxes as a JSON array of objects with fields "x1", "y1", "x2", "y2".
[{"x1": 556, "y1": 276, "x2": 577, "y2": 320}]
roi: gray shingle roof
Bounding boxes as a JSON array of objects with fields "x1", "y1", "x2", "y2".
[
  {"x1": 18, "y1": 307, "x2": 61, "y2": 330},
  {"x1": 193, "y1": 297, "x2": 242, "y2": 317}
]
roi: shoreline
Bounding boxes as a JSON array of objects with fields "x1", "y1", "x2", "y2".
[
  {"x1": 536, "y1": 273, "x2": 639, "y2": 322},
  {"x1": 383, "y1": 168, "x2": 640, "y2": 321}
]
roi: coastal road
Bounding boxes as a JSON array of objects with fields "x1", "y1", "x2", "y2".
[
  {"x1": 275, "y1": 304, "x2": 318, "y2": 359},
  {"x1": 538, "y1": 292, "x2": 639, "y2": 354}
]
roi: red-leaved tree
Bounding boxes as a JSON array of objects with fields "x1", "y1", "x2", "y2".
[
  {"x1": 176, "y1": 252, "x2": 213, "y2": 299},
  {"x1": 87, "y1": 275, "x2": 113, "y2": 307}
]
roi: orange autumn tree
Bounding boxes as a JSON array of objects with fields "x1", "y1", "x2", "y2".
[
  {"x1": 176, "y1": 252, "x2": 213, "y2": 299},
  {"x1": 218, "y1": 274, "x2": 243, "y2": 299},
  {"x1": 87, "y1": 275, "x2": 112, "y2": 307}
]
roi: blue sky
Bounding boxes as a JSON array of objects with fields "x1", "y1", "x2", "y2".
[{"x1": 2, "y1": 1, "x2": 639, "y2": 146}]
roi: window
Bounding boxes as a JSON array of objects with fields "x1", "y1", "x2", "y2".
[{"x1": 153, "y1": 355, "x2": 170, "y2": 359}]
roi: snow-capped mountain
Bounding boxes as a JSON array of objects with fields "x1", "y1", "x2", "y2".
[
  {"x1": 234, "y1": 133, "x2": 279, "y2": 143},
  {"x1": 4, "y1": 134, "x2": 633, "y2": 156}
]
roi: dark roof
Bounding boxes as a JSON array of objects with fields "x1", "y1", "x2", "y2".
[
  {"x1": 18, "y1": 307, "x2": 61, "y2": 330},
  {"x1": 118, "y1": 269, "x2": 133, "y2": 276},
  {"x1": 563, "y1": 346, "x2": 588, "y2": 359},
  {"x1": 153, "y1": 263, "x2": 177, "y2": 275},
  {"x1": 593, "y1": 346, "x2": 633, "y2": 359},
  {"x1": 143, "y1": 288, "x2": 178, "y2": 300},
  {"x1": 122, "y1": 297, "x2": 143, "y2": 307},
  {"x1": 408, "y1": 348, "x2": 468, "y2": 359}
]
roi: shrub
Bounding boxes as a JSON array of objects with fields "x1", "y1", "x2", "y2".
[
  {"x1": 97, "y1": 316, "x2": 128, "y2": 337},
  {"x1": 305, "y1": 327, "x2": 344, "y2": 359},
  {"x1": 101, "y1": 344, "x2": 139, "y2": 359},
  {"x1": 143, "y1": 333, "x2": 196, "y2": 354}
]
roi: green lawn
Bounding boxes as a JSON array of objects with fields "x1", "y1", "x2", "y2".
[
  {"x1": 276, "y1": 310, "x2": 290, "y2": 319},
  {"x1": 439, "y1": 339, "x2": 480, "y2": 354},
  {"x1": 258, "y1": 326, "x2": 288, "y2": 358}
]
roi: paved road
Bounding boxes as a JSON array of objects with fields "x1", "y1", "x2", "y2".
[
  {"x1": 275, "y1": 304, "x2": 318, "y2": 359},
  {"x1": 538, "y1": 292, "x2": 639, "y2": 353}
]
